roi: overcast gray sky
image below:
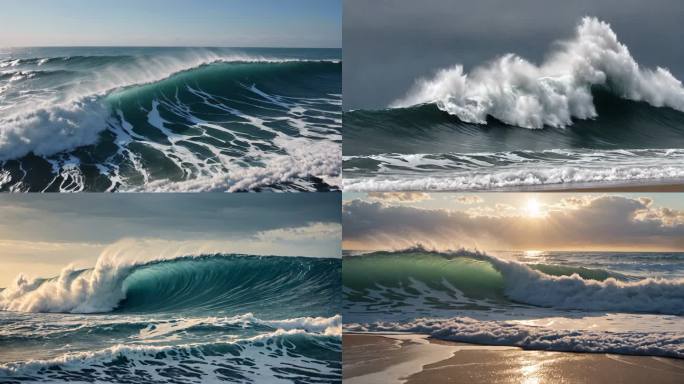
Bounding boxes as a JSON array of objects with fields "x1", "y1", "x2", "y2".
[
  {"x1": 0, "y1": 194, "x2": 341, "y2": 286},
  {"x1": 343, "y1": 0, "x2": 684, "y2": 110}
]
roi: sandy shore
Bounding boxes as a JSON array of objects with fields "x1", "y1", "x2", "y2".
[{"x1": 344, "y1": 333, "x2": 684, "y2": 384}]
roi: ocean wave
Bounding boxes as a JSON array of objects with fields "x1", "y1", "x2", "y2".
[
  {"x1": 0, "y1": 52, "x2": 339, "y2": 160},
  {"x1": 390, "y1": 17, "x2": 684, "y2": 129},
  {"x1": 0, "y1": 254, "x2": 341, "y2": 315},
  {"x1": 0, "y1": 329, "x2": 342, "y2": 383},
  {"x1": 343, "y1": 249, "x2": 684, "y2": 315},
  {"x1": 346, "y1": 317, "x2": 683, "y2": 358},
  {"x1": 0, "y1": 51, "x2": 341, "y2": 191}
]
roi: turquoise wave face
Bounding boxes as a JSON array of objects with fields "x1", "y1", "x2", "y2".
[
  {"x1": 0, "y1": 254, "x2": 342, "y2": 383},
  {"x1": 0, "y1": 48, "x2": 342, "y2": 192},
  {"x1": 343, "y1": 250, "x2": 684, "y2": 316},
  {"x1": 119, "y1": 255, "x2": 342, "y2": 318},
  {"x1": 343, "y1": 249, "x2": 684, "y2": 359}
]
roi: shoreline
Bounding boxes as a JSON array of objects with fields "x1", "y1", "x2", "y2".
[{"x1": 343, "y1": 333, "x2": 684, "y2": 384}]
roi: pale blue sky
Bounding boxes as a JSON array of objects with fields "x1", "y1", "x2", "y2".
[{"x1": 0, "y1": 0, "x2": 341, "y2": 47}]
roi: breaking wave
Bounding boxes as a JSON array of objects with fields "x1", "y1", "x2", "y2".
[
  {"x1": 343, "y1": 249, "x2": 684, "y2": 316},
  {"x1": 390, "y1": 17, "x2": 684, "y2": 129},
  {"x1": 0, "y1": 254, "x2": 341, "y2": 316},
  {"x1": 343, "y1": 249, "x2": 684, "y2": 358},
  {"x1": 0, "y1": 49, "x2": 341, "y2": 191}
]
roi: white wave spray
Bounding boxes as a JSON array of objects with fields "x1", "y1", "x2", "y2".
[
  {"x1": 0, "y1": 50, "x2": 325, "y2": 160},
  {"x1": 473, "y1": 251, "x2": 684, "y2": 315},
  {"x1": 391, "y1": 17, "x2": 684, "y2": 129},
  {"x1": 0, "y1": 238, "x2": 283, "y2": 313}
]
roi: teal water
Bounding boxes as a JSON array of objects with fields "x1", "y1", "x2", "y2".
[
  {"x1": 0, "y1": 47, "x2": 341, "y2": 192},
  {"x1": 343, "y1": 249, "x2": 684, "y2": 358},
  {"x1": 0, "y1": 254, "x2": 342, "y2": 383}
]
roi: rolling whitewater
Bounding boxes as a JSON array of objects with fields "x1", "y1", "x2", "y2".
[
  {"x1": 343, "y1": 17, "x2": 684, "y2": 191},
  {"x1": 0, "y1": 254, "x2": 342, "y2": 383},
  {"x1": 0, "y1": 47, "x2": 341, "y2": 192},
  {"x1": 343, "y1": 248, "x2": 684, "y2": 358}
]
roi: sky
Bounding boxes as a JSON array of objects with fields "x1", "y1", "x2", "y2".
[
  {"x1": 0, "y1": 193, "x2": 341, "y2": 287},
  {"x1": 343, "y1": 0, "x2": 684, "y2": 110},
  {"x1": 0, "y1": 0, "x2": 341, "y2": 47},
  {"x1": 342, "y1": 192, "x2": 684, "y2": 252}
]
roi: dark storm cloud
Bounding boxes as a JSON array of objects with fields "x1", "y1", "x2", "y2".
[
  {"x1": 343, "y1": 0, "x2": 684, "y2": 110},
  {"x1": 0, "y1": 193, "x2": 340, "y2": 243}
]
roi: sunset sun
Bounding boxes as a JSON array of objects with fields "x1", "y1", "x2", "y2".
[{"x1": 525, "y1": 198, "x2": 542, "y2": 217}]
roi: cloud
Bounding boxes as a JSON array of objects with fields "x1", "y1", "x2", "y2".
[
  {"x1": 342, "y1": 196, "x2": 684, "y2": 251},
  {"x1": 0, "y1": 193, "x2": 340, "y2": 244},
  {"x1": 255, "y1": 222, "x2": 342, "y2": 242},
  {"x1": 455, "y1": 195, "x2": 484, "y2": 204},
  {"x1": 367, "y1": 192, "x2": 432, "y2": 203},
  {"x1": 0, "y1": 193, "x2": 341, "y2": 286}
]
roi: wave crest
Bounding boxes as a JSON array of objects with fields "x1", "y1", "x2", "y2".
[
  {"x1": 391, "y1": 17, "x2": 684, "y2": 129},
  {"x1": 344, "y1": 249, "x2": 684, "y2": 315},
  {"x1": 0, "y1": 50, "x2": 339, "y2": 160},
  {"x1": 1, "y1": 253, "x2": 340, "y2": 314}
]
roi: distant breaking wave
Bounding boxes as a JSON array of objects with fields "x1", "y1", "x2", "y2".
[{"x1": 391, "y1": 17, "x2": 684, "y2": 129}]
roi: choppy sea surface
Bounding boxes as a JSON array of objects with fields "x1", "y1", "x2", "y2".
[{"x1": 0, "y1": 47, "x2": 341, "y2": 192}]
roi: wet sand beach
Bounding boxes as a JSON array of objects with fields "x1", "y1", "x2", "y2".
[{"x1": 343, "y1": 333, "x2": 684, "y2": 384}]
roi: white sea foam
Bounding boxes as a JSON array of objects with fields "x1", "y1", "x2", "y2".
[
  {"x1": 0, "y1": 50, "x2": 336, "y2": 160},
  {"x1": 114, "y1": 85, "x2": 341, "y2": 192},
  {"x1": 474, "y1": 252, "x2": 684, "y2": 316},
  {"x1": 0, "y1": 329, "x2": 341, "y2": 383},
  {"x1": 343, "y1": 149, "x2": 684, "y2": 191},
  {"x1": 1, "y1": 256, "x2": 138, "y2": 313},
  {"x1": 346, "y1": 317, "x2": 683, "y2": 358},
  {"x1": 138, "y1": 137, "x2": 341, "y2": 192},
  {"x1": 391, "y1": 17, "x2": 684, "y2": 128}
]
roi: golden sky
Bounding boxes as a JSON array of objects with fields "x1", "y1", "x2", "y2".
[
  {"x1": 0, "y1": 194, "x2": 341, "y2": 287},
  {"x1": 343, "y1": 193, "x2": 684, "y2": 252}
]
